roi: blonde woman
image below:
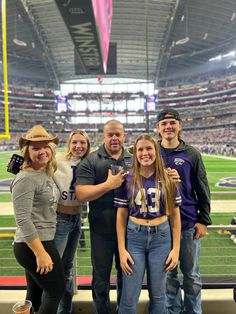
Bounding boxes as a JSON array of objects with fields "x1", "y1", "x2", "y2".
[
  {"x1": 53, "y1": 130, "x2": 90, "y2": 314},
  {"x1": 115, "y1": 134, "x2": 181, "y2": 314},
  {"x1": 12, "y1": 125, "x2": 65, "y2": 314}
]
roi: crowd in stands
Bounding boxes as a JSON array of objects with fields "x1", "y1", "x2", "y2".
[
  {"x1": 159, "y1": 65, "x2": 236, "y2": 88},
  {"x1": 8, "y1": 76, "x2": 55, "y2": 92},
  {"x1": 182, "y1": 128, "x2": 236, "y2": 156},
  {"x1": 1, "y1": 127, "x2": 236, "y2": 157},
  {"x1": 159, "y1": 79, "x2": 236, "y2": 98},
  {"x1": 1, "y1": 73, "x2": 236, "y2": 157}
]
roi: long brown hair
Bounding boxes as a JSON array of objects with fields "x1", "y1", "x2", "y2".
[{"x1": 130, "y1": 134, "x2": 177, "y2": 215}]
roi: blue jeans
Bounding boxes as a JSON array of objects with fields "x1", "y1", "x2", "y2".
[
  {"x1": 119, "y1": 219, "x2": 171, "y2": 314},
  {"x1": 166, "y1": 227, "x2": 202, "y2": 314},
  {"x1": 90, "y1": 230, "x2": 122, "y2": 314},
  {"x1": 54, "y1": 212, "x2": 81, "y2": 314}
]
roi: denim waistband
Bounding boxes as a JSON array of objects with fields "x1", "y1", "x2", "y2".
[
  {"x1": 56, "y1": 211, "x2": 81, "y2": 219},
  {"x1": 128, "y1": 218, "x2": 169, "y2": 234}
]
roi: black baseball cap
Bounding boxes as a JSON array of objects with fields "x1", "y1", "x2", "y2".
[{"x1": 157, "y1": 108, "x2": 181, "y2": 122}]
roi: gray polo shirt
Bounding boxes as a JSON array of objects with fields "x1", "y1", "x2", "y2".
[{"x1": 12, "y1": 171, "x2": 58, "y2": 243}]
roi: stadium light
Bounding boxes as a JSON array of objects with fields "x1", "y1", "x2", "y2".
[
  {"x1": 175, "y1": 37, "x2": 190, "y2": 45},
  {"x1": 13, "y1": 38, "x2": 27, "y2": 47}
]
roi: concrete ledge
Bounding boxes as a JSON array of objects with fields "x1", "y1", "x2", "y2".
[
  {"x1": 1, "y1": 200, "x2": 236, "y2": 215},
  {"x1": 0, "y1": 289, "x2": 236, "y2": 314}
]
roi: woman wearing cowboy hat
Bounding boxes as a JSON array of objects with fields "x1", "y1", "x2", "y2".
[{"x1": 12, "y1": 125, "x2": 65, "y2": 314}]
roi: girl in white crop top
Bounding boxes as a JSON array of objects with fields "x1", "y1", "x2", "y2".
[{"x1": 53, "y1": 130, "x2": 90, "y2": 314}]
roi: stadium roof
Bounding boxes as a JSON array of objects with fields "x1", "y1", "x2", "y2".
[{"x1": 1, "y1": 0, "x2": 236, "y2": 88}]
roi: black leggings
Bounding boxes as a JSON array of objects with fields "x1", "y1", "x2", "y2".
[{"x1": 14, "y1": 241, "x2": 65, "y2": 314}]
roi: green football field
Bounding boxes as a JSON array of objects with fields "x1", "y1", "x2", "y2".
[
  {"x1": 1, "y1": 150, "x2": 236, "y2": 201},
  {"x1": 203, "y1": 155, "x2": 236, "y2": 193},
  {"x1": 0, "y1": 151, "x2": 236, "y2": 279}
]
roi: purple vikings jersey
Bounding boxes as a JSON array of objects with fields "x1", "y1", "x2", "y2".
[{"x1": 114, "y1": 172, "x2": 181, "y2": 219}]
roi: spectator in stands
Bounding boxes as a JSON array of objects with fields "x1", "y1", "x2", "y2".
[
  {"x1": 75, "y1": 120, "x2": 132, "y2": 314},
  {"x1": 54, "y1": 130, "x2": 91, "y2": 314},
  {"x1": 156, "y1": 109, "x2": 212, "y2": 314},
  {"x1": 11, "y1": 125, "x2": 65, "y2": 314},
  {"x1": 115, "y1": 134, "x2": 181, "y2": 314}
]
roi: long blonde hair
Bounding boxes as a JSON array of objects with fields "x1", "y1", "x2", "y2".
[
  {"x1": 21, "y1": 142, "x2": 57, "y2": 177},
  {"x1": 130, "y1": 134, "x2": 176, "y2": 216},
  {"x1": 65, "y1": 130, "x2": 91, "y2": 160}
]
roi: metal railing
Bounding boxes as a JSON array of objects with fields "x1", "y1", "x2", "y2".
[{"x1": 1, "y1": 225, "x2": 236, "y2": 290}]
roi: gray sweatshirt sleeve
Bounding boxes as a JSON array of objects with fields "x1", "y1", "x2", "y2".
[{"x1": 12, "y1": 175, "x2": 39, "y2": 242}]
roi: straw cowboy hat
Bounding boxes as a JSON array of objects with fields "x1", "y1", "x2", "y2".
[{"x1": 19, "y1": 125, "x2": 59, "y2": 149}]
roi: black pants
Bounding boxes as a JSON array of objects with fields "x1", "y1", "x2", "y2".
[
  {"x1": 14, "y1": 240, "x2": 65, "y2": 314},
  {"x1": 90, "y1": 231, "x2": 122, "y2": 314},
  {"x1": 79, "y1": 222, "x2": 86, "y2": 248}
]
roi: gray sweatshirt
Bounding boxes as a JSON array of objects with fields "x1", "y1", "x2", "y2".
[{"x1": 12, "y1": 171, "x2": 59, "y2": 243}]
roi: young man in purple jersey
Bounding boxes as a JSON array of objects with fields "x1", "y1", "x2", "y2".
[
  {"x1": 156, "y1": 108, "x2": 212, "y2": 314},
  {"x1": 115, "y1": 134, "x2": 181, "y2": 314}
]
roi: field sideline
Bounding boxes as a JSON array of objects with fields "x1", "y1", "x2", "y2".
[
  {"x1": 202, "y1": 153, "x2": 236, "y2": 161},
  {"x1": 1, "y1": 150, "x2": 236, "y2": 202}
]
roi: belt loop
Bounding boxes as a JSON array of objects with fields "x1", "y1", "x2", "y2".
[{"x1": 154, "y1": 225, "x2": 158, "y2": 233}]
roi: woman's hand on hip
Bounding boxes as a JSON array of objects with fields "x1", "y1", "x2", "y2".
[{"x1": 35, "y1": 251, "x2": 54, "y2": 275}]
